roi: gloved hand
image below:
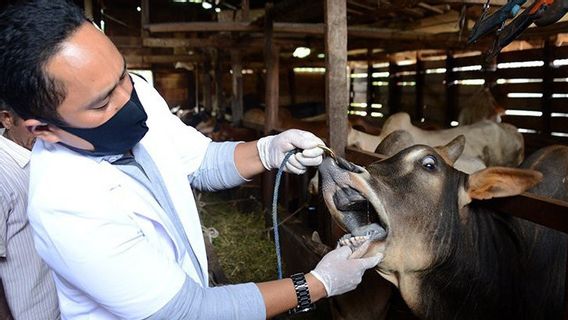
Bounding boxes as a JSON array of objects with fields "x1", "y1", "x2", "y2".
[
  {"x1": 310, "y1": 241, "x2": 382, "y2": 297},
  {"x1": 256, "y1": 129, "x2": 325, "y2": 175}
]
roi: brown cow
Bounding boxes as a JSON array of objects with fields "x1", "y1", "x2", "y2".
[{"x1": 319, "y1": 137, "x2": 567, "y2": 320}]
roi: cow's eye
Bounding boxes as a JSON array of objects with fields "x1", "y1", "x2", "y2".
[{"x1": 421, "y1": 155, "x2": 437, "y2": 171}]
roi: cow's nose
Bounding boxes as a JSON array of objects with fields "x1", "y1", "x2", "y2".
[{"x1": 336, "y1": 157, "x2": 364, "y2": 173}]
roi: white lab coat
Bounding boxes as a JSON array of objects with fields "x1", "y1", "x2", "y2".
[{"x1": 28, "y1": 75, "x2": 212, "y2": 320}]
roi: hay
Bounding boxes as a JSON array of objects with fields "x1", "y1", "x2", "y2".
[{"x1": 198, "y1": 191, "x2": 280, "y2": 284}]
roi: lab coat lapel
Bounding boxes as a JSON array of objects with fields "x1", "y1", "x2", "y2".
[{"x1": 133, "y1": 77, "x2": 208, "y2": 285}]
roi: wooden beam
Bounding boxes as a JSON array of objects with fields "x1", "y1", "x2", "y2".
[
  {"x1": 325, "y1": 0, "x2": 348, "y2": 158},
  {"x1": 274, "y1": 22, "x2": 324, "y2": 35},
  {"x1": 430, "y1": 0, "x2": 515, "y2": 5},
  {"x1": 124, "y1": 55, "x2": 203, "y2": 64},
  {"x1": 146, "y1": 22, "x2": 257, "y2": 33},
  {"x1": 142, "y1": 37, "x2": 218, "y2": 48}
]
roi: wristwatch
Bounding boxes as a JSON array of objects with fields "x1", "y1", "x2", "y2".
[{"x1": 289, "y1": 273, "x2": 316, "y2": 314}]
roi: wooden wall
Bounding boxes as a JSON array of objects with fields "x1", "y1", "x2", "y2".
[{"x1": 348, "y1": 45, "x2": 568, "y2": 153}]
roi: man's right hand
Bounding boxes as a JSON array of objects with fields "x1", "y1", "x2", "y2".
[{"x1": 309, "y1": 241, "x2": 383, "y2": 297}]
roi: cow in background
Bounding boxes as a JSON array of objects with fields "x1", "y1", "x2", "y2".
[
  {"x1": 319, "y1": 137, "x2": 567, "y2": 320},
  {"x1": 351, "y1": 112, "x2": 524, "y2": 170},
  {"x1": 458, "y1": 87, "x2": 506, "y2": 126}
]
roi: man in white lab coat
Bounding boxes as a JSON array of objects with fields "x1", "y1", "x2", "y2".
[{"x1": 0, "y1": 1, "x2": 382, "y2": 319}]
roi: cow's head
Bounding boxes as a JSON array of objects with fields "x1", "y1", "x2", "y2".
[{"x1": 319, "y1": 136, "x2": 542, "y2": 316}]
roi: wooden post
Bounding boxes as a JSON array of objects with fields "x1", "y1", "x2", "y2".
[
  {"x1": 242, "y1": 0, "x2": 250, "y2": 21},
  {"x1": 325, "y1": 0, "x2": 348, "y2": 244},
  {"x1": 84, "y1": 0, "x2": 94, "y2": 20},
  {"x1": 202, "y1": 59, "x2": 213, "y2": 113},
  {"x1": 140, "y1": 0, "x2": 150, "y2": 38},
  {"x1": 542, "y1": 38, "x2": 553, "y2": 136},
  {"x1": 231, "y1": 50, "x2": 243, "y2": 126},
  {"x1": 288, "y1": 68, "x2": 297, "y2": 105},
  {"x1": 388, "y1": 60, "x2": 401, "y2": 114},
  {"x1": 325, "y1": 0, "x2": 348, "y2": 157},
  {"x1": 263, "y1": 3, "x2": 279, "y2": 229},
  {"x1": 415, "y1": 54, "x2": 425, "y2": 121},
  {"x1": 366, "y1": 47, "x2": 374, "y2": 117},
  {"x1": 445, "y1": 51, "x2": 458, "y2": 126},
  {"x1": 213, "y1": 49, "x2": 223, "y2": 117},
  {"x1": 264, "y1": 2, "x2": 279, "y2": 134}
]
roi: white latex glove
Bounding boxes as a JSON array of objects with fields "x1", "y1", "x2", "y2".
[
  {"x1": 256, "y1": 129, "x2": 325, "y2": 175},
  {"x1": 310, "y1": 241, "x2": 383, "y2": 297}
]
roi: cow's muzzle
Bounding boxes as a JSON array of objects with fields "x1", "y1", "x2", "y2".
[{"x1": 319, "y1": 157, "x2": 389, "y2": 248}]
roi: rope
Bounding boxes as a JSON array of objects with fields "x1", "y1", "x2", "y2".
[{"x1": 273, "y1": 150, "x2": 297, "y2": 280}]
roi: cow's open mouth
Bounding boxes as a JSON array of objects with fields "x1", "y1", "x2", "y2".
[{"x1": 333, "y1": 186, "x2": 389, "y2": 247}]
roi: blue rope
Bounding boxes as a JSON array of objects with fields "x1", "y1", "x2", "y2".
[{"x1": 272, "y1": 149, "x2": 297, "y2": 280}]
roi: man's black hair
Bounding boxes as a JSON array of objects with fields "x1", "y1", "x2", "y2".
[{"x1": 0, "y1": 0, "x2": 88, "y2": 126}]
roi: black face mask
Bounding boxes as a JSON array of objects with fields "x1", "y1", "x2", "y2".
[{"x1": 58, "y1": 86, "x2": 149, "y2": 156}]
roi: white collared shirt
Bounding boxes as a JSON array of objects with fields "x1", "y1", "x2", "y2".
[{"x1": 0, "y1": 132, "x2": 30, "y2": 168}]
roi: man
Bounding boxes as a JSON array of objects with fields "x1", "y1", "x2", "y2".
[
  {"x1": 0, "y1": 101, "x2": 60, "y2": 319},
  {"x1": 0, "y1": 1, "x2": 381, "y2": 319}
]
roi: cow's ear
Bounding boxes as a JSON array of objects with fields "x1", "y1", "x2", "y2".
[
  {"x1": 436, "y1": 135, "x2": 465, "y2": 166},
  {"x1": 466, "y1": 167, "x2": 543, "y2": 201}
]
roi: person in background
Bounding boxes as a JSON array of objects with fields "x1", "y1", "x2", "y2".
[
  {"x1": 0, "y1": 100, "x2": 60, "y2": 319},
  {"x1": 0, "y1": 1, "x2": 381, "y2": 319}
]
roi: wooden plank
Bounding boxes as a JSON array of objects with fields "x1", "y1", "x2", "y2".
[
  {"x1": 552, "y1": 82, "x2": 568, "y2": 92},
  {"x1": 551, "y1": 99, "x2": 568, "y2": 112},
  {"x1": 551, "y1": 117, "x2": 568, "y2": 132},
  {"x1": 453, "y1": 70, "x2": 486, "y2": 80},
  {"x1": 485, "y1": 193, "x2": 568, "y2": 235},
  {"x1": 497, "y1": 67, "x2": 544, "y2": 79},
  {"x1": 325, "y1": 0, "x2": 348, "y2": 158},
  {"x1": 502, "y1": 98, "x2": 542, "y2": 110},
  {"x1": 497, "y1": 83, "x2": 543, "y2": 93},
  {"x1": 501, "y1": 115, "x2": 544, "y2": 130},
  {"x1": 498, "y1": 48, "x2": 544, "y2": 63}
]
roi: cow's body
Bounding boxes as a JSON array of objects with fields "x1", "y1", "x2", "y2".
[{"x1": 319, "y1": 139, "x2": 567, "y2": 320}]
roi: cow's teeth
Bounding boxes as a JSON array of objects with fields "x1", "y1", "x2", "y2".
[{"x1": 338, "y1": 234, "x2": 371, "y2": 249}]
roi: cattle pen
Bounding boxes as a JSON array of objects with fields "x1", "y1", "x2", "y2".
[{"x1": 2, "y1": 0, "x2": 568, "y2": 319}]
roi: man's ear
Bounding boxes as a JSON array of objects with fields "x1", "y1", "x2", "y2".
[
  {"x1": 0, "y1": 111, "x2": 13, "y2": 129},
  {"x1": 24, "y1": 119, "x2": 61, "y2": 144}
]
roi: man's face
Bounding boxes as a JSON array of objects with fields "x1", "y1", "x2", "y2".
[
  {"x1": 32, "y1": 22, "x2": 133, "y2": 151},
  {"x1": 0, "y1": 112, "x2": 35, "y2": 150}
]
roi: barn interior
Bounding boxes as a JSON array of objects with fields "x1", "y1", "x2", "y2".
[{"x1": 3, "y1": 0, "x2": 568, "y2": 319}]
